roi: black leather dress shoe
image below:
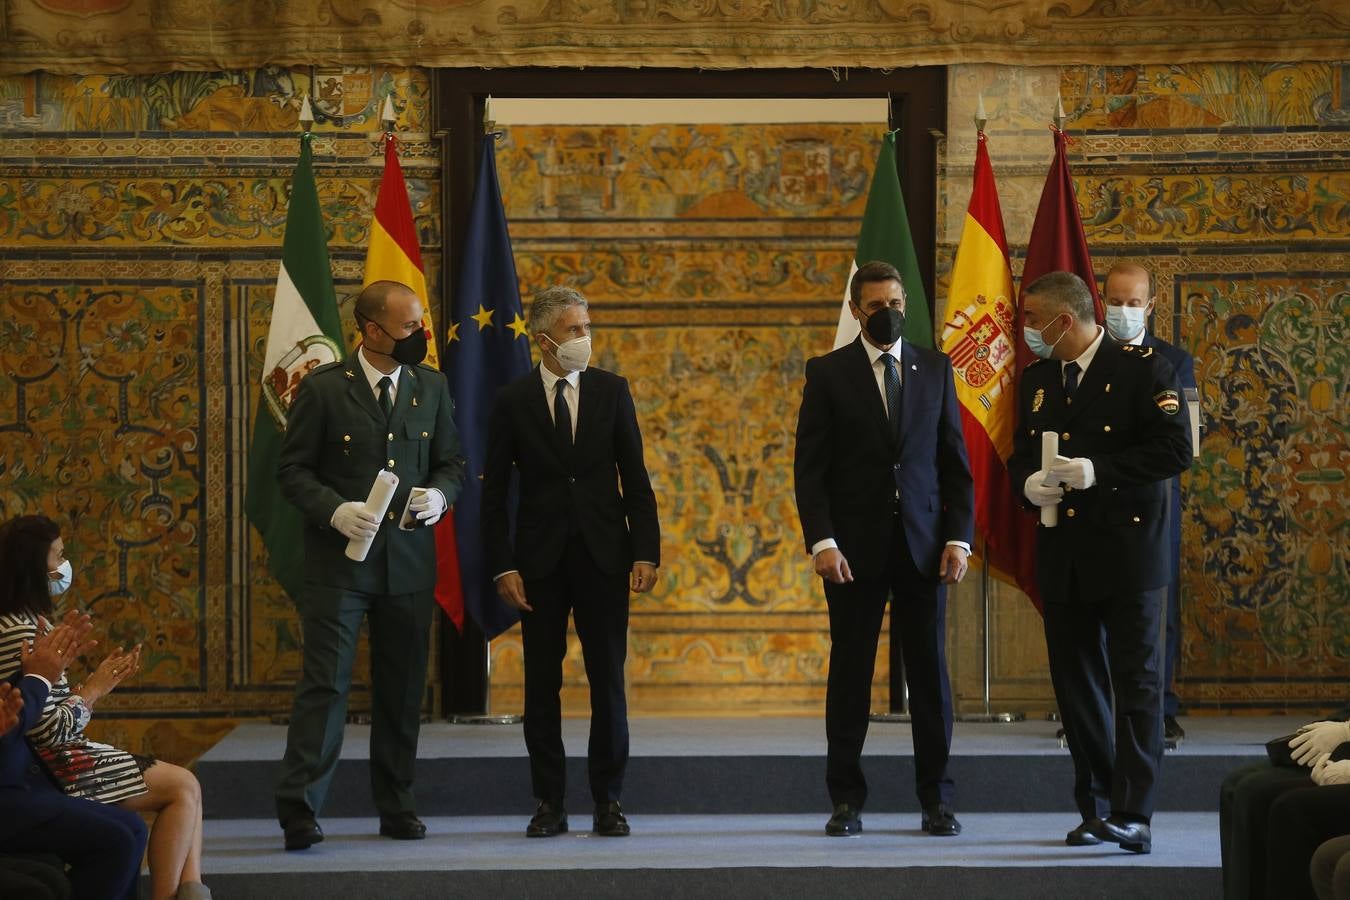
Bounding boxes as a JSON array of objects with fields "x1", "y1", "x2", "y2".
[
  {"x1": 1165, "y1": 715, "x2": 1186, "y2": 741},
  {"x1": 825, "y1": 803, "x2": 862, "y2": 836},
  {"x1": 593, "y1": 801, "x2": 630, "y2": 837},
  {"x1": 527, "y1": 801, "x2": 569, "y2": 838},
  {"x1": 282, "y1": 816, "x2": 323, "y2": 851},
  {"x1": 379, "y1": 812, "x2": 427, "y2": 840},
  {"x1": 1098, "y1": 816, "x2": 1151, "y2": 854},
  {"x1": 1065, "y1": 818, "x2": 1104, "y2": 846},
  {"x1": 921, "y1": 805, "x2": 962, "y2": 836}
]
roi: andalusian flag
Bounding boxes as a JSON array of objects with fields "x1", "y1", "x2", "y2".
[
  {"x1": 834, "y1": 130, "x2": 933, "y2": 350},
  {"x1": 364, "y1": 122, "x2": 460, "y2": 618},
  {"x1": 245, "y1": 129, "x2": 344, "y2": 601},
  {"x1": 939, "y1": 132, "x2": 1039, "y2": 608}
]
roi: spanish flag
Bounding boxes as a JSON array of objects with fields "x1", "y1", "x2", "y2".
[
  {"x1": 363, "y1": 130, "x2": 460, "y2": 618},
  {"x1": 364, "y1": 134, "x2": 439, "y2": 368},
  {"x1": 939, "y1": 131, "x2": 1040, "y2": 609}
]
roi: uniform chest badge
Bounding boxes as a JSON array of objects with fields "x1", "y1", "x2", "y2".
[
  {"x1": 1154, "y1": 389, "x2": 1181, "y2": 415},
  {"x1": 1032, "y1": 387, "x2": 1046, "y2": 412},
  {"x1": 344, "y1": 370, "x2": 356, "y2": 379}
]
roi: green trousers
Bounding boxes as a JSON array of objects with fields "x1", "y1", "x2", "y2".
[{"x1": 275, "y1": 585, "x2": 433, "y2": 823}]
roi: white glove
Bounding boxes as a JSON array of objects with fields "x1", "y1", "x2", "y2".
[
  {"x1": 409, "y1": 488, "x2": 447, "y2": 525},
  {"x1": 1311, "y1": 756, "x2": 1350, "y2": 786},
  {"x1": 1024, "y1": 471, "x2": 1065, "y2": 508},
  {"x1": 1289, "y1": 720, "x2": 1350, "y2": 766},
  {"x1": 331, "y1": 501, "x2": 379, "y2": 541},
  {"x1": 1048, "y1": 457, "x2": 1096, "y2": 490}
]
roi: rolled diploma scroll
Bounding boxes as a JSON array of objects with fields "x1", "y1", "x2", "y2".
[
  {"x1": 1040, "y1": 431, "x2": 1059, "y2": 528},
  {"x1": 345, "y1": 469, "x2": 400, "y2": 562}
]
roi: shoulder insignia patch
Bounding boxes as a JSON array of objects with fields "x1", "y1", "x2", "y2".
[
  {"x1": 1155, "y1": 389, "x2": 1180, "y2": 415},
  {"x1": 1121, "y1": 344, "x2": 1153, "y2": 359},
  {"x1": 1032, "y1": 387, "x2": 1046, "y2": 412}
]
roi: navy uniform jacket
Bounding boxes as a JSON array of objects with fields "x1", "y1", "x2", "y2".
[
  {"x1": 278, "y1": 351, "x2": 466, "y2": 595},
  {"x1": 1008, "y1": 340, "x2": 1192, "y2": 599},
  {"x1": 794, "y1": 337, "x2": 974, "y2": 579},
  {"x1": 482, "y1": 366, "x2": 660, "y2": 580},
  {"x1": 0, "y1": 675, "x2": 61, "y2": 842},
  {"x1": 1140, "y1": 332, "x2": 1197, "y2": 556}
]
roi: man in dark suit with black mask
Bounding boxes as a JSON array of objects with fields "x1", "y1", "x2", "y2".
[
  {"x1": 1011, "y1": 270, "x2": 1192, "y2": 854},
  {"x1": 794, "y1": 260, "x2": 975, "y2": 839},
  {"x1": 482, "y1": 284, "x2": 660, "y2": 840}
]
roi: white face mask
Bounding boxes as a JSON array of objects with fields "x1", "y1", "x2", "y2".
[
  {"x1": 545, "y1": 335, "x2": 592, "y2": 373},
  {"x1": 1105, "y1": 306, "x2": 1149, "y2": 342},
  {"x1": 49, "y1": 558, "x2": 73, "y2": 596}
]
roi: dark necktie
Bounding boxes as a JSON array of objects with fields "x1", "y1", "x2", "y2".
[
  {"x1": 377, "y1": 376, "x2": 394, "y2": 420},
  {"x1": 554, "y1": 379, "x2": 572, "y2": 446},
  {"x1": 882, "y1": 354, "x2": 901, "y2": 437},
  {"x1": 1063, "y1": 361, "x2": 1081, "y2": 399}
]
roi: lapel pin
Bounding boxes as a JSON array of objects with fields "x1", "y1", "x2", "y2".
[{"x1": 344, "y1": 370, "x2": 355, "y2": 379}]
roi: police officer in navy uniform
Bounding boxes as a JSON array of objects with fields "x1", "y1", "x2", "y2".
[
  {"x1": 274, "y1": 280, "x2": 465, "y2": 850},
  {"x1": 1102, "y1": 262, "x2": 1198, "y2": 742},
  {"x1": 1010, "y1": 271, "x2": 1191, "y2": 855}
]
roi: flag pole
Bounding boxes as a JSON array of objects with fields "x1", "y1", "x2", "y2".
[{"x1": 448, "y1": 96, "x2": 520, "y2": 726}]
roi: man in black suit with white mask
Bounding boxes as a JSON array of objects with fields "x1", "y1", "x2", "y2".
[{"x1": 482, "y1": 284, "x2": 660, "y2": 840}]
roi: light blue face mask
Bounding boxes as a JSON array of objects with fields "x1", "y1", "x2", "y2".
[
  {"x1": 48, "y1": 558, "x2": 72, "y2": 596},
  {"x1": 1105, "y1": 305, "x2": 1148, "y2": 342},
  {"x1": 1024, "y1": 315, "x2": 1067, "y2": 360}
]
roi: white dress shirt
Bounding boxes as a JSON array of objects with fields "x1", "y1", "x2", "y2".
[
  {"x1": 539, "y1": 364, "x2": 581, "y2": 441},
  {"x1": 357, "y1": 346, "x2": 401, "y2": 404},
  {"x1": 1063, "y1": 326, "x2": 1106, "y2": 386}
]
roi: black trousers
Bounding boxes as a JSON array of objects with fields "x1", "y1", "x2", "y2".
[
  {"x1": 1163, "y1": 481, "x2": 1183, "y2": 718},
  {"x1": 1219, "y1": 762, "x2": 1312, "y2": 900},
  {"x1": 1266, "y1": 783, "x2": 1350, "y2": 900},
  {"x1": 2, "y1": 798, "x2": 146, "y2": 900},
  {"x1": 276, "y1": 585, "x2": 434, "y2": 823},
  {"x1": 520, "y1": 532, "x2": 630, "y2": 806},
  {"x1": 1042, "y1": 576, "x2": 1165, "y2": 822},
  {"x1": 823, "y1": 513, "x2": 954, "y2": 810}
]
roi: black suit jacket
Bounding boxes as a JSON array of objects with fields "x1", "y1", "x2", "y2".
[
  {"x1": 277, "y1": 351, "x2": 466, "y2": 595},
  {"x1": 1008, "y1": 339, "x2": 1193, "y2": 599},
  {"x1": 482, "y1": 366, "x2": 660, "y2": 580},
  {"x1": 793, "y1": 337, "x2": 974, "y2": 579}
]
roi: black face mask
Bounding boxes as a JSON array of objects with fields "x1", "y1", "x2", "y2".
[
  {"x1": 864, "y1": 307, "x2": 905, "y2": 345},
  {"x1": 364, "y1": 318, "x2": 428, "y2": 366}
]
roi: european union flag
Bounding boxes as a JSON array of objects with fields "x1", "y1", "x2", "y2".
[{"x1": 442, "y1": 133, "x2": 532, "y2": 640}]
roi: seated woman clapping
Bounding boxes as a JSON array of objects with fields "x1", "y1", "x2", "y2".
[{"x1": 0, "y1": 515, "x2": 210, "y2": 900}]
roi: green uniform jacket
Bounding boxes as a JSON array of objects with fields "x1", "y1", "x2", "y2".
[{"x1": 277, "y1": 351, "x2": 466, "y2": 595}]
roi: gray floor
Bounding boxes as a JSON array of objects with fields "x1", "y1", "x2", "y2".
[
  {"x1": 201, "y1": 812, "x2": 1221, "y2": 873},
  {"x1": 201, "y1": 715, "x2": 1288, "y2": 761}
]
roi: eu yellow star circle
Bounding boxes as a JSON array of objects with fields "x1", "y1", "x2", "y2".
[
  {"x1": 471, "y1": 304, "x2": 495, "y2": 331},
  {"x1": 446, "y1": 321, "x2": 461, "y2": 343},
  {"x1": 507, "y1": 312, "x2": 528, "y2": 339}
]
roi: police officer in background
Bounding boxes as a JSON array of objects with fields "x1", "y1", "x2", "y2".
[
  {"x1": 1102, "y1": 262, "x2": 1198, "y2": 742},
  {"x1": 1010, "y1": 271, "x2": 1191, "y2": 855}
]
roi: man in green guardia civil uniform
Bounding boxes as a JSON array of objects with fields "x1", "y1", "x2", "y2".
[{"x1": 273, "y1": 280, "x2": 465, "y2": 851}]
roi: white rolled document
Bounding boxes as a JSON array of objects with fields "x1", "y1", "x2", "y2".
[
  {"x1": 1040, "y1": 431, "x2": 1059, "y2": 528},
  {"x1": 345, "y1": 469, "x2": 400, "y2": 562}
]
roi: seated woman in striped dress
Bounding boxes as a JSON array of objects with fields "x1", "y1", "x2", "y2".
[{"x1": 0, "y1": 515, "x2": 210, "y2": 900}]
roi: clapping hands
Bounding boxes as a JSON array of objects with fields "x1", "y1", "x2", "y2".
[{"x1": 77, "y1": 644, "x2": 143, "y2": 708}]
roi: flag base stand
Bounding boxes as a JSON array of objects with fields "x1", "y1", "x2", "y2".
[
  {"x1": 868, "y1": 712, "x2": 911, "y2": 723},
  {"x1": 449, "y1": 713, "x2": 522, "y2": 725},
  {"x1": 955, "y1": 711, "x2": 1025, "y2": 723}
]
